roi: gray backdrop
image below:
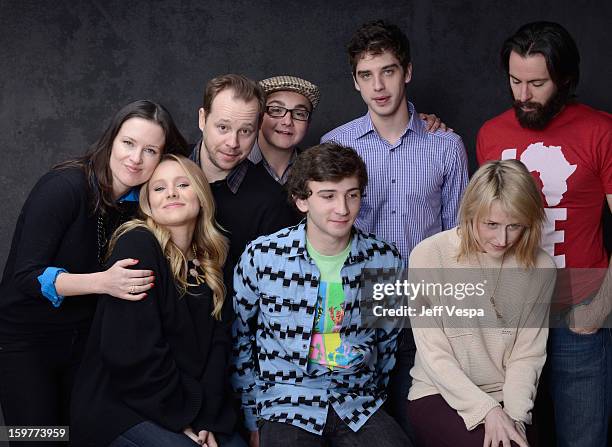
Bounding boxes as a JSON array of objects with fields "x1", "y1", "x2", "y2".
[
  {"x1": 0, "y1": 0, "x2": 611, "y2": 435},
  {"x1": 1, "y1": 0, "x2": 611, "y2": 269}
]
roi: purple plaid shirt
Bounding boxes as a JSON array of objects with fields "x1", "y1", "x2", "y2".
[{"x1": 321, "y1": 102, "x2": 468, "y2": 263}]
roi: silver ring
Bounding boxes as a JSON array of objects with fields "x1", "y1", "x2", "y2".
[{"x1": 130, "y1": 285, "x2": 136, "y2": 294}]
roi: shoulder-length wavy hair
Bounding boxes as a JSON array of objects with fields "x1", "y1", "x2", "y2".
[
  {"x1": 55, "y1": 100, "x2": 188, "y2": 215},
  {"x1": 457, "y1": 160, "x2": 545, "y2": 268},
  {"x1": 109, "y1": 154, "x2": 228, "y2": 320},
  {"x1": 501, "y1": 21, "x2": 579, "y2": 105}
]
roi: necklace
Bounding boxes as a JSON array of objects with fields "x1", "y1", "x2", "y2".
[
  {"x1": 96, "y1": 215, "x2": 106, "y2": 265},
  {"x1": 188, "y1": 245, "x2": 206, "y2": 285},
  {"x1": 483, "y1": 253, "x2": 505, "y2": 321},
  {"x1": 96, "y1": 202, "x2": 137, "y2": 265}
]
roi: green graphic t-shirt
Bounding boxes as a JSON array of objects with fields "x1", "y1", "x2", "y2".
[{"x1": 307, "y1": 239, "x2": 359, "y2": 369}]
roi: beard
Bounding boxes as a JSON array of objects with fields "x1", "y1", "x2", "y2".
[{"x1": 512, "y1": 88, "x2": 567, "y2": 130}]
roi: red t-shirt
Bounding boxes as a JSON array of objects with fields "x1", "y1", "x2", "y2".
[{"x1": 477, "y1": 104, "x2": 611, "y2": 304}]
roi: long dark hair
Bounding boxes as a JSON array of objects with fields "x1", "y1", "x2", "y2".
[
  {"x1": 501, "y1": 21, "x2": 580, "y2": 104},
  {"x1": 55, "y1": 100, "x2": 188, "y2": 214}
]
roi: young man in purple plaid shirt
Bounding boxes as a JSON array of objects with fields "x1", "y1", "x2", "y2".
[{"x1": 321, "y1": 19, "x2": 469, "y2": 438}]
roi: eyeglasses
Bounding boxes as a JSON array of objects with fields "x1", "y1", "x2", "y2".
[{"x1": 265, "y1": 105, "x2": 311, "y2": 121}]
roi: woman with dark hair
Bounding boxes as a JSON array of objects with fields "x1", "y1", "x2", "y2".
[
  {"x1": 0, "y1": 100, "x2": 187, "y2": 438},
  {"x1": 71, "y1": 155, "x2": 243, "y2": 447},
  {"x1": 406, "y1": 160, "x2": 557, "y2": 447}
]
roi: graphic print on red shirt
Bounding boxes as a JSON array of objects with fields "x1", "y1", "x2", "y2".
[{"x1": 477, "y1": 103, "x2": 611, "y2": 271}]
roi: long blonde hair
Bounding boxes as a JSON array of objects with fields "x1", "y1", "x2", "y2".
[
  {"x1": 109, "y1": 154, "x2": 228, "y2": 319},
  {"x1": 457, "y1": 160, "x2": 545, "y2": 268}
]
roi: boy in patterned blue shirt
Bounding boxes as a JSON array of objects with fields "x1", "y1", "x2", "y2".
[{"x1": 232, "y1": 143, "x2": 411, "y2": 447}]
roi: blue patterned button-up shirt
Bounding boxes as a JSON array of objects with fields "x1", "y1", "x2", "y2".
[
  {"x1": 321, "y1": 102, "x2": 468, "y2": 263},
  {"x1": 231, "y1": 223, "x2": 402, "y2": 434}
]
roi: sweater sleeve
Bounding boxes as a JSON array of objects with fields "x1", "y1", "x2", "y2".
[
  {"x1": 502, "y1": 265, "x2": 556, "y2": 424},
  {"x1": 409, "y1": 242, "x2": 500, "y2": 430},
  {"x1": 99, "y1": 229, "x2": 201, "y2": 432},
  {"x1": 192, "y1": 297, "x2": 237, "y2": 434},
  {"x1": 11, "y1": 171, "x2": 81, "y2": 301}
]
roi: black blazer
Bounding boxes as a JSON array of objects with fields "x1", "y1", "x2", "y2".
[{"x1": 70, "y1": 228, "x2": 235, "y2": 447}]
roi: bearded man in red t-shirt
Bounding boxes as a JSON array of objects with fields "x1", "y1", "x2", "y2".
[{"x1": 477, "y1": 21, "x2": 611, "y2": 447}]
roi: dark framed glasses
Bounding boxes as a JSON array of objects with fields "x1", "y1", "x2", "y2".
[{"x1": 265, "y1": 105, "x2": 311, "y2": 121}]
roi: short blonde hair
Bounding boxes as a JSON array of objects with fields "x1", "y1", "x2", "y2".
[
  {"x1": 457, "y1": 160, "x2": 545, "y2": 268},
  {"x1": 110, "y1": 155, "x2": 228, "y2": 320}
]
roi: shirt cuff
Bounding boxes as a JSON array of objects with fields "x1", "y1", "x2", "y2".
[{"x1": 37, "y1": 267, "x2": 68, "y2": 307}]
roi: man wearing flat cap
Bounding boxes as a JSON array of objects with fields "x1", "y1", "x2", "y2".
[{"x1": 248, "y1": 75, "x2": 320, "y2": 184}]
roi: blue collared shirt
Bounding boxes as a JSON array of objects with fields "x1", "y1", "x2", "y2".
[
  {"x1": 321, "y1": 102, "x2": 468, "y2": 263},
  {"x1": 231, "y1": 222, "x2": 402, "y2": 434}
]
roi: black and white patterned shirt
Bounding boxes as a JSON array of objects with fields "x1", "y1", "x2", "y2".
[{"x1": 231, "y1": 223, "x2": 402, "y2": 434}]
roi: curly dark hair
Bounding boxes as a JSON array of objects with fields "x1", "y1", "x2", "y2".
[
  {"x1": 286, "y1": 143, "x2": 368, "y2": 202},
  {"x1": 347, "y1": 19, "x2": 411, "y2": 75}
]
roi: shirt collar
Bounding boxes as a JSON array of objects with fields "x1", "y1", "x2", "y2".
[
  {"x1": 285, "y1": 221, "x2": 370, "y2": 266},
  {"x1": 248, "y1": 139, "x2": 298, "y2": 184},
  {"x1": 118, "y1": 188, "x2": 139, "y2": 202},
  {"x1": 356, "y1": 101, "x2": 424, "y2": 141},
  {"x1": 225, "y1": 160, "x2": 250, "y2": 194},
  {"x1": 355, "y1": 114, "x2": 376, "y2": 139},
  {"x1": 248, "y1": 141, "x2": 264, "y2": 164},
  {"x1": 189, "y1": 138, "x2": 250, "y2": 194},
  {"x1": 285, "y1": 149, "x2": 299, "y2": 169},
  {"x1": 406, "y1": 101, "x2": 428, "y2": 137}
]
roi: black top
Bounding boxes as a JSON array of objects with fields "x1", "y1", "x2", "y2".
[
  {"x1": 70, "y1": 228, "x2": 235, "y2": 447},
  {"x1": 0, "y1": 167, "x2": 136, "y2": 339},
  {"x1": 211, "y1": 161, "x2": 300, "y2": 268}
]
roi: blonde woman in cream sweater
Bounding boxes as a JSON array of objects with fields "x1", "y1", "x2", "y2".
[{"x1": 406, "y1": 160, "x2": 556, "y2": 447}]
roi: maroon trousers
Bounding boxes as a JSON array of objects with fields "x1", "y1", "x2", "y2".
[{"x1": 407, "y1": 395, "x2": 536, "y2": 447}]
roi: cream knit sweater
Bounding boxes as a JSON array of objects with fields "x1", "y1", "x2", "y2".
[{"x1": 407, "y1": 228, "x2": 556, "y2": 430}]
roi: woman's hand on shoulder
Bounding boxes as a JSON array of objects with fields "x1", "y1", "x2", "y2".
[
  {"x1": 96, "y1": 258, "x2": 155, "y2": 300},
  {"x1": 419, "y1": 112, "x2": 453, "y2": 132},
  {"x1": 483, "y1": 406, "x2": 528, "y2": 447}
]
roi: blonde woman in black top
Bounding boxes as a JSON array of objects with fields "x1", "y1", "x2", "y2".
[{"x1": 71, "y1": 155, "x2": 244, "y2": 447}]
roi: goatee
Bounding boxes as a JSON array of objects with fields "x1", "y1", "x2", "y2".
[{"x1": 512, "y1": 89, "x2": 566, "y2": 130}]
